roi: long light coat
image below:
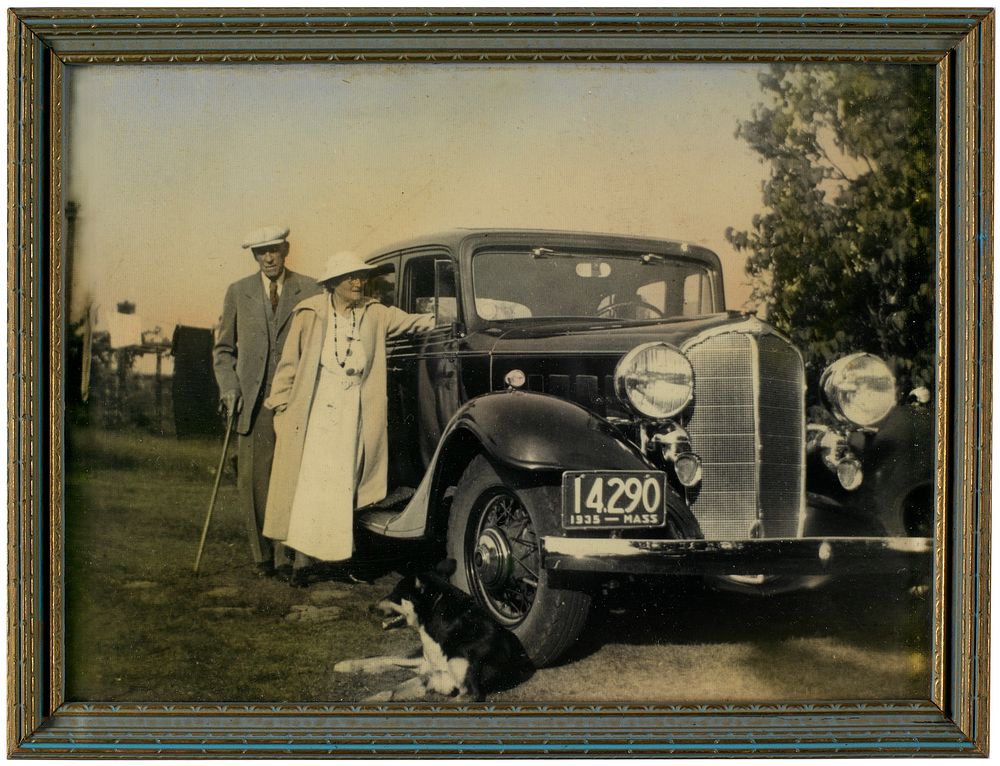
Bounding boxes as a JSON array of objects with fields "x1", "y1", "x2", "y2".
[{"x1": 262, "y1": 293, "x2": 434, "y2": 542}]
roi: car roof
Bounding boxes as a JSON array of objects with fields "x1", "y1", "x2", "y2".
[{"x1": 363, "y1": 228, "x2": 722, "y2": 267}]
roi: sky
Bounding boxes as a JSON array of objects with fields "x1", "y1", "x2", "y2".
[{"x1": 67, "y1": 63, "x2": 772, "y2": 332}]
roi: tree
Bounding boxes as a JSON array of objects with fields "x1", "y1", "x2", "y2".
[{"x1": 726, "y1": 64, "x2": 936, "y2": 394}]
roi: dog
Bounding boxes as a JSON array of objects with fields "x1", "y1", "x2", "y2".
[{"x1": 334, "y1": 559, "x2": 533, "y2": 702}]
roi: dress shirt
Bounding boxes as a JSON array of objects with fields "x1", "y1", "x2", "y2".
[{"x1": 261, "y1": 269, "x2": 286, "y2": 299}]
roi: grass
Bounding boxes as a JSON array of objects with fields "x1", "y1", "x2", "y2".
[
  {"x1": 68, "y1": 427, "x2": 230, "y2": 477},
  {"x1": 64, "y1": 427, "x2": 422, "y2": 703},
  {"x1": 64, "y1": 426, "x2": 931, "y2": 704}
]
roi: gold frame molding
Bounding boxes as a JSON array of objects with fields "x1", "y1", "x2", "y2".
[{"x1": 7, "y1": 7, "x2": 992, "y2": 757}]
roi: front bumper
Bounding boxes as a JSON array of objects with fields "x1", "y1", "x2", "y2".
[{"x1": 541, "y1": 536, "x2": 932, "y2": 576}]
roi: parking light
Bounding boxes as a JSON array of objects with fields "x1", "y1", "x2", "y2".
[{"x1": 504, "y1": 369, "x2": 526, "y2": 390}]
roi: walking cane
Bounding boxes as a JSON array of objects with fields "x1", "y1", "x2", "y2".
[{"x1": 193, "y1": 407, "x2": 236, "y2": 573}]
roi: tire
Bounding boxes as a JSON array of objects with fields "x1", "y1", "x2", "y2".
[{"x1": 446, "y1": 455, "x2": 591, "y2": 667}]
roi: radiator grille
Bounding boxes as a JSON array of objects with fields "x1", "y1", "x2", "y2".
[
  {"x1": 685, "y1": 331, "x2": 804, "y2": 540},
  {"x1": 757, "y1": 334, "x2": 806, "y2": 538}
]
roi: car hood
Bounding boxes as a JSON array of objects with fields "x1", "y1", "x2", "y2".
[{"x1": 487, "y1": 311, "x2": 762, "y2": 355}]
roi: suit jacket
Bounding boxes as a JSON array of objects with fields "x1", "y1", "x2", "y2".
[{"x1": 213, "y1": 269, "x2": 323, "y2": 434}]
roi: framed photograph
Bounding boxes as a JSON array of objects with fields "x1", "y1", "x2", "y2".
[{"x1": 8, "y1": 7, "x2": 992, "y2": 757}]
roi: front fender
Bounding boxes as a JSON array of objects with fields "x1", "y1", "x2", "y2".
[
  {"x1": 449, "y1": 390, "x2": 648, "y2": 472},
  {"x1": 806, "y1": 404, "x2": 934, "y2": 537},
  {"x1": 435, "y1": 392, "x2": 701, "y2": 540},
  {"x1": 367, "y1": 391, "x2": 700, "y2": 541},
  {"x1": 858, "y1": 404, "x2": 934, "y2": 536}
]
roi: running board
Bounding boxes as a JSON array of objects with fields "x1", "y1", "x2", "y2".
[{"x1": 357, "y1": 486, "x2": 420, "y2": 537}]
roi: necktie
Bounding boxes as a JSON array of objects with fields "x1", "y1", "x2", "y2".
[{"x1": 269, "y1": 280, "x2": 279, "y2": 313}]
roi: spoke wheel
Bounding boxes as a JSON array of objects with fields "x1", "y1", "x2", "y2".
[
  {"x1": 467, "y1": 489, "x2": 541, "y2": 626},
  {"x1": 448, "y1": 456, "x2": 591, "y2": 667}
]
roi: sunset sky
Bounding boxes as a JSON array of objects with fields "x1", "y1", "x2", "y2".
[{"x1": 67, "y1": 63, "x2": 772, "y2": 333}]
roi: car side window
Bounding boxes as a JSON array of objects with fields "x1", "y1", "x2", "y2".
[
  {"x1": 406, "y1": 255, "x2": 457, "y2": 325},
  {"x1": 682, "y1": 272, "x2": 713, "y2": 315},
  {"x1": 631, "y1": 270, "x2": 715, "y2": 317},
  {"x1": 365, "y1": 262, "x2": 397, "y2": 307}
]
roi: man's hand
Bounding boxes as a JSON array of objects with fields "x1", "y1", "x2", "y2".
[{"x1": 221, "y1": 391, "x2": 242, "y2": 417}]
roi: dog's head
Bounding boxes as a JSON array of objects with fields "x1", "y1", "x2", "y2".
[
  {"x1": 373, "y1": 574, "x2": 421, "y2": 629},
  {"x1": 374, "y1": 559, "x2": 458, "y2": 630}
]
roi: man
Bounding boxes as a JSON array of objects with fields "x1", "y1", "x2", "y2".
[{"x1": 213, "y1": 225, "x2": 323, "y2": 576}]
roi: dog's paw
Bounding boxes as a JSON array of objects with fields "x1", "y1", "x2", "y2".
[
  {"x1": 363, "y1": 690, "x2": 396, "y2": 703},
  {"x1": 334, "y1": 659, "x2": 365, "y2": 673}
]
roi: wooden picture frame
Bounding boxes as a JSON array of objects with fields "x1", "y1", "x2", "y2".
[{"x1": 8, "y1": 7, "x2": 992, "y2": 757}]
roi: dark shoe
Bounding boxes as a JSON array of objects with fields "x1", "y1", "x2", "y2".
[
  {"x1": 272, "y1": 565, "x2": 293, "y2": 584},
  {"x1": 289, "y1": 568, "x2": 311, "y2": 588},
  {"x1": 255, "y1": 562, "x2": 276, "y2": 578}
]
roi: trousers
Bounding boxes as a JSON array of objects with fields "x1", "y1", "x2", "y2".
[{"x1": 237, "y1": 403, "x2": 275, "y2": 565}]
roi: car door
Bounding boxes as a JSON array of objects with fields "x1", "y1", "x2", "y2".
[
  {"x1": 362, "y1": 254, "x2": 412, "y2": 494},
  {"x1": 393, "y1": 249, "x2": 462, "y2": 478}
]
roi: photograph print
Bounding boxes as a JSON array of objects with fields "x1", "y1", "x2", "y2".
[{"x1": 63, "y1": 59, "x2": 936, "y2": 705}]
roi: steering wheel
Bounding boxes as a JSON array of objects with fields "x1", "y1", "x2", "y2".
[{"x1": 596, "y1": 300, "x2": 666, "y2": 319}]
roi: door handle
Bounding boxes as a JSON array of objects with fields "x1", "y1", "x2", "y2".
[{"x1": 388, "y1": 366, "x2": 404, "y2": 373}]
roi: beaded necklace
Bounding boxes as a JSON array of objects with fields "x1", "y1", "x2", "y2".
[{"x1": 331, "y1": 297, "x2": 356, "y2": 368}]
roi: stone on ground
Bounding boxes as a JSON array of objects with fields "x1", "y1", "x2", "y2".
[{"x1": 285, "y1": 604, "x2": 343, "y2": 622}]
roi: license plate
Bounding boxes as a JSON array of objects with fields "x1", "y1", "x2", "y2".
[{"x1": 561, "y1": 470, "x2": 668, "y2": 529}]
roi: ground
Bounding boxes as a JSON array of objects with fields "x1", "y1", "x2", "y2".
[{"x1": 64, "y1": 428, "x2": 931, "y2": 704}]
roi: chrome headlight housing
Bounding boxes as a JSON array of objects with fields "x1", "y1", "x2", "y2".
[
  {"x1": 820, "y1": 353, "x2": 897, "y2": 427},
  {"x1": 614, "y1": 342, "x2": 694, "y2": 419}
]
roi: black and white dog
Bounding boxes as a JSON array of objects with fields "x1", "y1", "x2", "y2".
[{"x1": 334, "y1": 560, "x2": 533, "y2": 701}]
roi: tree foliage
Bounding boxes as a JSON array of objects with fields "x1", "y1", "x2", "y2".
[{"x1": 727, "y1": 64, "x2": 936, "y2": 393}]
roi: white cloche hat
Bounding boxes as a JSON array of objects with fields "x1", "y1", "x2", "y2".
[{"x1": 318, "y1": 250, "x2": 375, "y2": 284}]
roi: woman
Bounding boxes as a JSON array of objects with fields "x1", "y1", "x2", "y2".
[{"x1": 262, "y1": 251, "x2": 434, "y2": 578}]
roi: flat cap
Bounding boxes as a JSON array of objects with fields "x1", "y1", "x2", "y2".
[{"x1": 242, "y1": 225, "x2": 290, "y2": 250}]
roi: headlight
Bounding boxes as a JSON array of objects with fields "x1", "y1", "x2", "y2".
[
  {"x1": 614, "y1": 342, "x2": 694, "y2": 419},
  {"x1": 820, "y1": 353, "x2": 897, "y2": 427}
]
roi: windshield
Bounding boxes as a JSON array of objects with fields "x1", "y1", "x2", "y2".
[{"x1": 471, "y1": 248, "x2": 719, "y2": 322}]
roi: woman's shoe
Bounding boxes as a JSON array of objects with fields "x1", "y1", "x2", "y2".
[{"x1": 289, "y1": 567, "x2": 313, "y2": 588}]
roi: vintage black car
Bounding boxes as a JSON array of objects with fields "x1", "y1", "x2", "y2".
[{"x1": 355, "y1": 229, "x2": 933, "y2": 666}]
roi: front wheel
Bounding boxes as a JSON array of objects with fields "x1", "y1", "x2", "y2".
[{"x1": 447, "y1": 456, "x2": 591, "y2": 667}]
